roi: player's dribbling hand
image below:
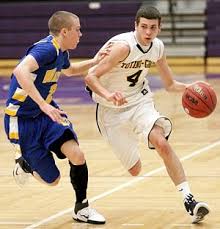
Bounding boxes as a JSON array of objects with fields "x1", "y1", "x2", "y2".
[
  {"x1": 192, "y1": 80, "x2": 211, "y2": 87},
  {"x1": 107, "y1": 91, "x2": 127, "y2": 106},
  {"x1": 39, "y1": 102, "x2": 66, "y2": 123}
]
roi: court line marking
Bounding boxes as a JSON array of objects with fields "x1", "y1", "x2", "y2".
[
  {"x1": 170, "y1": 224, "x2": 193, "y2": 227},
  {"x1": 24, "y1": 140, "x2": 220, "y2": 229},
  {"x1": 0, "y1": 222, "x2": 34, "y2": 225}
]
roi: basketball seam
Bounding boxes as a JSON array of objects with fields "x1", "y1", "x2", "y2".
[
  {"x1": 185, "y1": 88, "x2": 212, "y2": 112},
  {"x1": 182, "y1": 100, "x2": 207, "y2": 113}
]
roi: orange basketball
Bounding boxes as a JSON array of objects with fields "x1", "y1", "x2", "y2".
[{"x1": 182, "y1": 81, "x2": 217, "y2": 118}]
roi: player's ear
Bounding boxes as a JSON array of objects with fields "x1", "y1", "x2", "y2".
[
  {"x1": 61, "y1": 28, "x2": 68, "y2": 36},
  {"x1": 134, "y1": 21, "x2": 138, "y2": 30},
  {"x1": 158, "y1": 26, "x2": 161, "y2": 34}
]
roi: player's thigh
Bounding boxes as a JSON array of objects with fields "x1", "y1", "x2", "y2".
[
  {"x1": 43, "y1": 115, "x2": 78, "y2": 155},
  {"x1": 98, "y1": 116, "x2": 140, "y2": 170},
  {"x1": 21, "y1": 143, "x2": 60, "y2": 184},
  {"x1": 132, "y1": 101, "x2": 172, "y2": 148},
  {"x1": 6, "y1": 115, "x2": 60, "y2": 184},
  {"x1": 32, "y1": 151, "x2": 60, "y2": 184}
]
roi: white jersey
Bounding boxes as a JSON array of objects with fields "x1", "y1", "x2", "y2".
[{"x1": 92, "y1": 31, "x2": 164, "y2": 108}]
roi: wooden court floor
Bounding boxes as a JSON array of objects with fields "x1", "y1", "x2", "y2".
[{"x1": 0, "y1": 78, "x2": 220, "y2": 229}]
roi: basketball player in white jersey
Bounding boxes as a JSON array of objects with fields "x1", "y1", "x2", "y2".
[{"x1": 85, "y1": 6, "x2": 209, "y2": 223}]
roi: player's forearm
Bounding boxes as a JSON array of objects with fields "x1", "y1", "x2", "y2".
[
  {"x1": 13, "y1": 67, "x2": 46, "y2": 107},
  {"x1": 85, "y1": 74, "x2": 111, "y2": 100},
  {"x1": 70, "y1": 59, "x2": 95, "y2": 75},
  {"x1": 166, "y1": 80, "x2": 189, "y2": 93}
]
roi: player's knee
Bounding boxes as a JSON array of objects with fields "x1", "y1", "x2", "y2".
[
  {"x1": 128, "y1": 160, "x2": 141, "y2": 176},
  {"x1": 68, "y1": 145, "x2": 86, "y2": 165},
  {"x1": 33, "y1": 171, "x2": 61, "y2": 186},
  {"x1": 47, "y1": 176, "x2": 61, "y2": 186},
  {"x1": 72, "y1": 151, "x2": 85, "y2": 165},
  {"x1": 155, "y1": 138, "x2": 171, "y2": 157},
  {"x1": 61, "y1": 140, "x2": 85, "y2": 165},
  {"x1": 129, "y1": 169, "x2": 140, "y2": 176}
]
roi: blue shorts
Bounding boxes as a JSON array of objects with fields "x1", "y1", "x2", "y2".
[{"x1": 4, "y1": 113, "x2": 78, "y2": 183}]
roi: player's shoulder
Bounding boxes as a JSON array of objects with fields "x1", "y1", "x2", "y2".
[
  {"x1": 32, "y1": 35, "x2": 59, "y2": 55},
  {"x1": 108, "y1": 32, "x2": 133, "y2": 49},
  {"x1": 112, "y1": 31, "x2": 133, "y2": 39}
]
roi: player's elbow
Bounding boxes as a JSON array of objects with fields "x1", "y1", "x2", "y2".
[
  {"x1": 13, "y1": 64, "x2": 24, "y2": 77},
  {"x1": 165, "y1": 82, "x2": 175, "y2": 92},
  {"x1": 84, "y1": 74, "x2": 94, "y2": 86}
]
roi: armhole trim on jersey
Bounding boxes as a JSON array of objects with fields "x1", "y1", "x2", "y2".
[{"x1": 95, "y1": 104, "x2": 102, "y2": 135}]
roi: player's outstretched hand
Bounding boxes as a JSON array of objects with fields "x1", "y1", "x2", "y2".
[
  {"x1": 93, "y1": 42, "x2": 112, "y2": 65},
  {"x1": 107, "y1": 91, "x2": 127, "y2": 106},
  {"x1": 39, "y1": 102, "x2": 66, "y2": 123}
]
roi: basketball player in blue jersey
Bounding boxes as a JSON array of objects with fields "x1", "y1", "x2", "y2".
[
  {"x1": 85, "y1": 6, "x2": 210, "y2": 224},
  {"x1": 4, "y1": 11, "x2": 107, "y2": 224}
]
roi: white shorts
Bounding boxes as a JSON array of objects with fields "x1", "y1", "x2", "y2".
[{"x1": 96, "y1": 100, "x2": 172, "y2": 170}]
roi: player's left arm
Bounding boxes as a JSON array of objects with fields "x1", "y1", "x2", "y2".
[
  {"x1": 156, "y1": 54, "x2": 189, "y2": 92},
  {"x1": 62, "y1": 45, "x2": 111, "y2": 76}
]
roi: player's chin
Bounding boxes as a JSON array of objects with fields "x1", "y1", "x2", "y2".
[
  {"x1": 69, "y1": 43, "x2": 78, "y2": 50},
  {"x1": 144, "y1": 38, "x2": 152, "y2": 44}
]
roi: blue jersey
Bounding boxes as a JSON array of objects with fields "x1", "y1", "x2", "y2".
[{"x1": 5, "y1": 35, "x2": 70, "y2": 118}]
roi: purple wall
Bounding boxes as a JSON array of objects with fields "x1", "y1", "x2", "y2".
[
  {"x1": 0, "y1": 1, "x2": 141, "y2": 59},
  {"x1": 206, "y1": 0, "x2": 220, "y2": 56}
]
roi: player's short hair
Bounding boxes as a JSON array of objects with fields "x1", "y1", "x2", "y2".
[
  {"x1": 135, "y1": 6, "x2": 161, "y2": 26},
  {"x1": 48, "y1": 11, "x2": 78, "y2": 35}
]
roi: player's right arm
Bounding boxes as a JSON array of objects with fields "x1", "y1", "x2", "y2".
[
  {"x1": 85, "y1": 42, "x2": 129, "y2": 106},
  {"x1": 13, "y1": 55, "x2": 65, "y2": 123}
]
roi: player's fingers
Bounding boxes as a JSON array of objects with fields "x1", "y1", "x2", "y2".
[
  {"x1": 57, "y1": 109, "x2": 67, "y2": 115},
  {"x1": 109, "y1": 92, "x2": 126, "y2": 106},
  {"x1": 50, "y1": 110, "x2": 64, "y2": 123},
  {"x1": 114, "y1": 92, "x2": 127, "y2": 105},
  {"x1": 122, "y1": 97, "x2": 128, "y2": 104},
  {"x1": 48, "y1": 113, "x2": 57, "y2": 122}
]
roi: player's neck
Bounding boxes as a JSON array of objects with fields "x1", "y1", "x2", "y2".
[
  {"x1": 134, "y1": 31, "x2": 151, "y2": 50},
  {"x1": 51, "y1": 35, "x2": 66, "y2": 52}
]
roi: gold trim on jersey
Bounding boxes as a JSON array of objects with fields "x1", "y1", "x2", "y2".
[
  {"x1": 9, "y1": 116, "x2": 19, "y2": 140},
  {"x1": 45, "y1": 83, "x2": 58, "y2": 103},
  {"x1": 43, "y1": 69, "x2": 61, "y2": 83},
  {"x1": 5, "y1": 103, "x2": 20, "y2": 116},
  {"x1": 12, "y1": 143, "x2": 21, "y2": 155},
  {"x1": 12, "y1": 87, "x2": 28, "y2": 102},
  {"x1": 52, "y1": 38, "x2": 60, "y2": 56}
]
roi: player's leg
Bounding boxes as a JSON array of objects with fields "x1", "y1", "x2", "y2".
[
  {"x1": 48, "y1": 119, "x2": 105, "y2": 224},
  {"x1": 149, "y1": 125, "x2": 209, "y2": 223},
  {"x1": 13, "y1": 150, "x2": 33, "y2": 186},
  {"x1": 4, "y1": 114, "x2": 56, "y2": 186},
  {"x1": 132, "y1": 100, "x2": 209, "y2": 223},
  {"x1": 12, "y1": 145, "x2": 61, "y2": 186},
  {"x1": 149, "y1": 125, "x2": 186, "y2": 185},
  {"x1": 97, "y1": 104, "x2": 141, "y2": 176}
]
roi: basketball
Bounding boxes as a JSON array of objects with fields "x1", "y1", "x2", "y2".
[{"x1": 182, "y1": 81, "x2": 217, "y2": 118}]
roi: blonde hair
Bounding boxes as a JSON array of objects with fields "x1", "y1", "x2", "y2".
[{"x1": 48, "y1": 11, "x2": 78, "y2": 35}]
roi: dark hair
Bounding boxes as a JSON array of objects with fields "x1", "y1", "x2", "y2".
[
  {"x1": 135, "y1": 6, "x2": 161, "y2": 25},
  {"x1": 48, "y1": 11, "x2": 78, "y2": 36}
]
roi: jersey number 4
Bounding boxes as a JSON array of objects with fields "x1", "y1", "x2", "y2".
[{"x1": 127, "y1": 70, "x2": 142, "y2": 87}]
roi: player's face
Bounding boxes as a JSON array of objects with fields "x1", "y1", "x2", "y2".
[
  {"x1": 64, "y1": 17, "x2": 82, "y2": 50},
  {"x1": 135, "y1": 17, "x2": 161, "y2": 46}
]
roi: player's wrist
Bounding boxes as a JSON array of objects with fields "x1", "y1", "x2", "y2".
[
  {"x1": 38, "y1": 99, "x2": 47, "y2": 109},
  {"x1": 91, "y1": 58, "x2": 98, "y2": 66}
]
